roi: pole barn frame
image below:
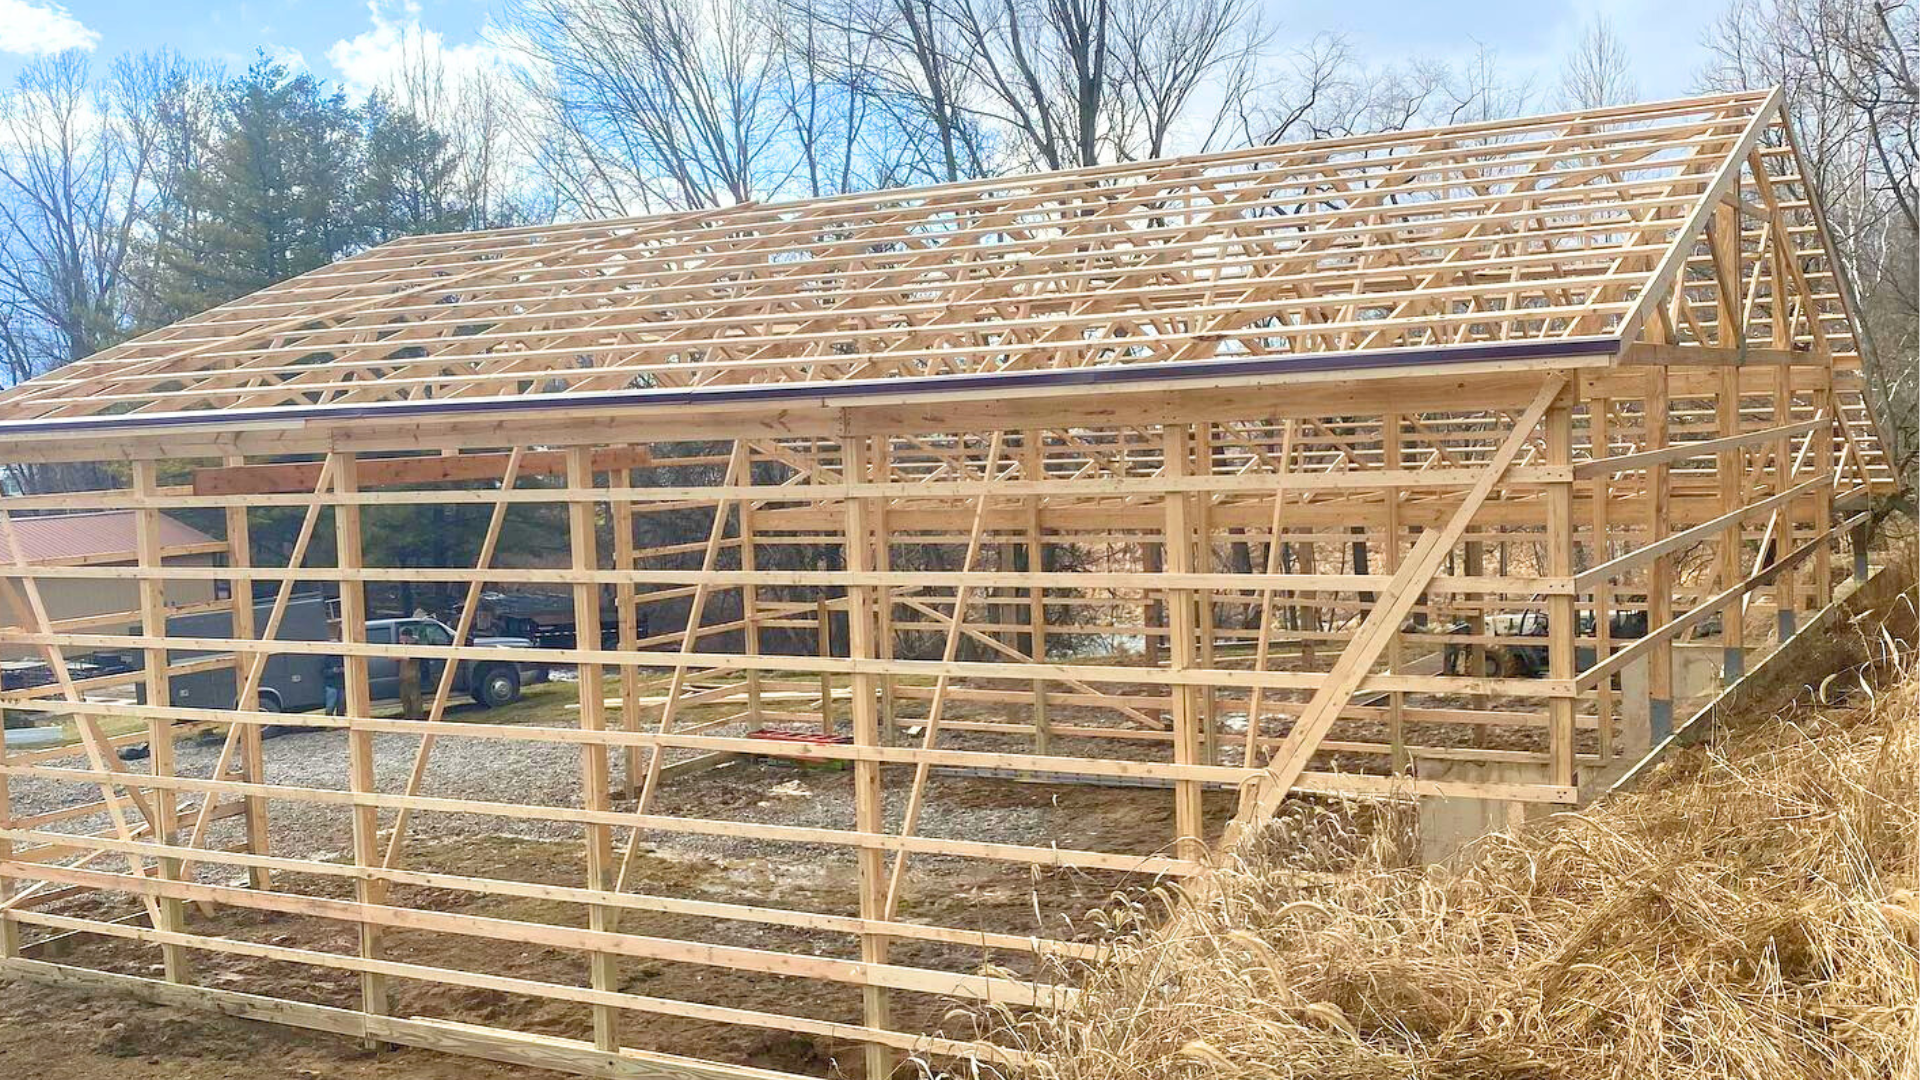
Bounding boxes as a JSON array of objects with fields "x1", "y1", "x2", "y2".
[{"x1": 0, "y1": 89, "x2": 1895, "y2": 1077}]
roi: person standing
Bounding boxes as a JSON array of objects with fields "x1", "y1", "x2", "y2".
[
  {"x1": 323, "y1": 652, "x2": 345, "y2": 717},
  {"x1": 397, "y1": 626, "x2": 424, "y2": 721}
]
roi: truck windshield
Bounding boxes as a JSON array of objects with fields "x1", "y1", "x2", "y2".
[{"x1": 410, "y1": 621, "x2": 453, "y2": 646}]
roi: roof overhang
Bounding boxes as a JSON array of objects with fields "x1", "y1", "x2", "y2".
[{"x1": 0, "y1": 337, "x2": 1622, "y2": 462}]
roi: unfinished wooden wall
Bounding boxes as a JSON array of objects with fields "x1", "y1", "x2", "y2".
[{"x1": 0, "y1": 349, "x2": 1883, "y2": 1078}]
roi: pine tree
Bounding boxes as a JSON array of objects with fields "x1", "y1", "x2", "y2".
[
  {"x1": 358, "y1": 92, "x2": 468, "y2": 242},
  {"x1": 154, "y1": 55, "x2": 362, "y2": 318}
]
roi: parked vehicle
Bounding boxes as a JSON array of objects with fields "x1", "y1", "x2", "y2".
[
  {"x1": 121, "y1": 609, "x2": 544, "y2": 759},
  {"x1": 364, "y1": 617, "x2": 542, "y2": 708},
  {"x1": 3, "y1": 651, "x2": 139, "y2": 729},
  {"x1": 164, "y1": 594, "x2": 332, "y2": 714},
  {"x1": 154, "y1": 601, "x2": 541, "y2": 715},
  {"x1": 456, "y1": 589, "x2": 639, "y2": 650},
  {"x1": 1441, "y1": 609, "x2": 1649, "y2": 678}
]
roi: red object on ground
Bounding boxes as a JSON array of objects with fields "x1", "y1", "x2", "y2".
[{"x1": 746, "y1": 728, "x2": 853, "y2": 746}]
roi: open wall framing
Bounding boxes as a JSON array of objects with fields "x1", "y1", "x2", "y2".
[{"x1": 0, "y1": 89, "x2": 1895, "y2": 1078}]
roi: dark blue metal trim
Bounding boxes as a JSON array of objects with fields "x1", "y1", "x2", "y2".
[{"x1": 0, "y1": 335, "x2": 1620, "y2": 438}]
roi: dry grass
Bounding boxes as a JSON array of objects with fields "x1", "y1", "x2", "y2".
[{"x1": 997, "y1": 595, "x2": 1920, "y2": 1080}]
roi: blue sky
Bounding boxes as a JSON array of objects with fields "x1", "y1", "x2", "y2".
[
  {"x1": 0, "y1": 0, "x2": 1725, "y2": 104},
  {"x1": 0, "y1": 0, "x2": 504, "y2": 93}
]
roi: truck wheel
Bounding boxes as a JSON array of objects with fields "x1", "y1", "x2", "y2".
[{"x1": 475, "y1": 665, "x2": 521, "y2": 708}]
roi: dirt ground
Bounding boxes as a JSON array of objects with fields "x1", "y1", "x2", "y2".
[{"x1": 2, "y1": 724, "x2": 1236, "y2": 1080}]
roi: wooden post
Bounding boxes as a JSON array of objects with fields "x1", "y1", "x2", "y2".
[
  {"x1": 1850, "y1": 517, "x2": 1871, "y2": 584},
  {"x1": 873, "y1": 449, "x2": 896, "y2": 746},
  {"x1": 1, "y1": 511, "x2": 18, "y2": 955},
  {"x1": 843, "y1": 435, "x2": 895, "y2": 1078},
  {"x1": 331, "y1": 451, "x2": 390, "y2": 1033},
  {"x1": 1712, "y1": 202, "x2": 1748, "y2": 681},
  {"x1": 1194, "y1": 423, "x2": 1218, "y2": 767},
  {"x1": 1465, "y1": 531, "x2": 1492, "y2": 750},
  {"x1": 0, "y1": 712, "x2": 12, "y2": 961},
  {"x1": 1295, "y1": 539, "x2": 1318, "y2": 666},
  {"x1": 222, "y1": 456, "x2": 271, "y2": 890},
  {"x1": 738, "y1": 451, "x2": 764, "y2": 727},
  {"x1": 1590, "y1": 401, "x2": 1614, "y2": 763},
  {"x1": 1141, "y1": 540, "x2": 1163, "y2": 667},
  {"x1": 816, "y1": 595, "x2": 835, "y2": 735},
  {"x1": 1771, "y1": 366, "x2": 1796, "y2": 640},
  {"x1": 567, "y1": 447, "x2": 621, "y2": 1052},
  {"x1": 1023, "y1": 430, "x2": 1050, "y2": 756},
  {"x1": 612, "y1": 460, "x2": 641, "y2": 799},
  {"x1": 1647, "y1": 371, "x2": 1675, "y2": 741},
  {"x1": 1545, "y1": 392, "x2": 1577, "y2": 789},
  {"x1": 1161, "y1": 424, "x2": 1205, "y2": 860},
  {"x1": 815, "y1": 437, "x2": 836, "y2": 735},
  {"x1": 1767, "y1": 248, "x2": 1798, "y2": 641},
  {"x1": 1382, "y1": 413, "x2": 1407, "y2": 773},
  {"x1": 1815, "y1": 373, "x2": 1836, "y2": 599},
  {"x1": 132, "y1": 460, "x2": 190, "y2": 984},
  {"x1": 1718, "y1": 366, "x2": 1747, "y2": 681}
]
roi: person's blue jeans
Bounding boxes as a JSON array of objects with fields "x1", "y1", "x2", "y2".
[{"x1": 325, "y1": 685, "x2": 343, "y2": 715}]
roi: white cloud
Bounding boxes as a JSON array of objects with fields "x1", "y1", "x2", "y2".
[
  {"x1": 267, "y1": 44, "x2": 310, "y2": 72},
  {"x1": 0, "y1": 0, "x2": 99, "y2": 55},
  {"x1": 326, "y1": 0, "x2": 527, "y2": 101},
  {"x1": 324, "y1": 0, "x2": 551, "y2": 222}
]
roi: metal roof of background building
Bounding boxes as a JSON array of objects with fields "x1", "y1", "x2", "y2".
[{"x1": 0, "y1": 510, "x2": 219, "y2": 564}]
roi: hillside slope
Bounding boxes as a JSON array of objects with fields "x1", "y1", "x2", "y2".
[{"x1": 1015, "y1": 595, "x2": 1919, "y2": 1080}]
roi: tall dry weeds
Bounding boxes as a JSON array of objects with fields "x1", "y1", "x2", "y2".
[{"x1": 995, "y1": 605, "x2": 1920, "y2": 1080}]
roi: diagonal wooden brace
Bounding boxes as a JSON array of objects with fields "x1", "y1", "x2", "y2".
[
  {"x1": 1227, "y1": 374, "x2": 1570, "y2": 840},
  {"x1": 178, "y1": 455, "x2": 339, "y2": 881},
  {"x1": 380, "y1": 447, "x2": 528, "y2": 872},
  {"x1": 0, "y1": 511, "x2": 165, "y2": 928}
]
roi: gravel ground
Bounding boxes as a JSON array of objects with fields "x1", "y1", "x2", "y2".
[{"x1": 4, "y1": 697, "x2": 1156, "y2": 884}]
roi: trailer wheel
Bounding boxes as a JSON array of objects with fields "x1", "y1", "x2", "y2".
[
  {"x1": 257, "y1": 691, "x2": 291, "y2": 737},
  {"x1": 474, "y1": 665, "x2": 521, "y2": 708}
]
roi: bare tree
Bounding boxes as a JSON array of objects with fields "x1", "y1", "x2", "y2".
[
  {"x1": 938, "y1": 0, "x2": 1263, "y2": 168},
  {"x1": 1438, "y1": 40, "x2": 1535, "y2": 124},
  {"x1": 384, "y1": 26, "x2": 548, "y2": 228},
  {"x1": 511, "y1": 0, "x2": 790, "y2": 212},
  {"x1": 0, "y1": 51, "x2": 183, "y2": 373},
  {"x1": 1245, "y1": 35, "x2": 1530, "y2": 145},
  {"x1": 1559, "y1": 15, "x2": 1638, "y2": 111},
  {"x1": 1702, "y1": 0, "x2": 1917, "y2": 498},
  {"x1": 1111, "y1": 0, "x2": 1266, "y2": 159},
  {"x1": 0, "y1": 50, "x2": 199, "y2": 492},
  {"x1": 1559, "y1": 15, "x2": 1639, "y2": 110},
  {"x1": 782, "y1": 0, "x2": 990, "y2": 184},
  {"x1": 937, "y1": 0, "x2": 1109, "y2": 169}
]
